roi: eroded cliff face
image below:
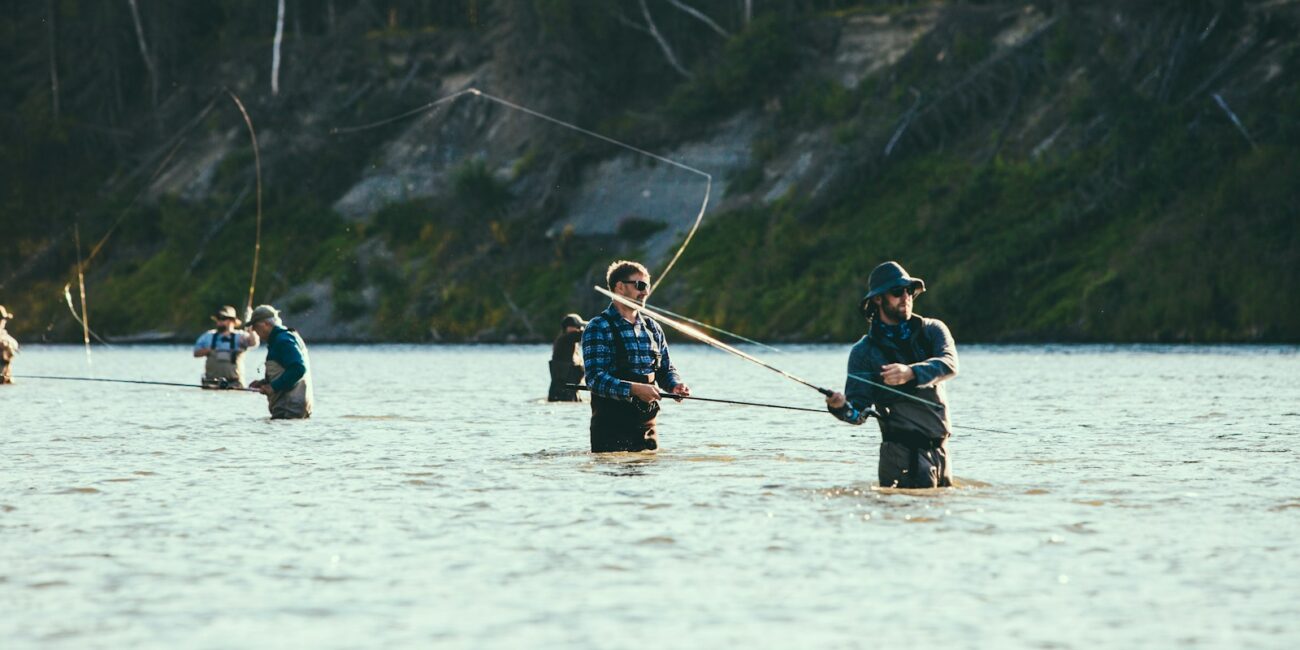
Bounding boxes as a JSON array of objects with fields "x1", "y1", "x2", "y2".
[{"x1": 5, "y1": 1, "x2": 1298, "y2": 342}]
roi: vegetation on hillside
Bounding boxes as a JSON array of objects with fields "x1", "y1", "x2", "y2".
[{"x1": 2, "y1": 1, "x2": 1296, "y2": 342}]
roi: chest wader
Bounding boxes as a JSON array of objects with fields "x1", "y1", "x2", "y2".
[
  {"x1": 264, "y1": 331, "x2": 313, "y2": 420},
  {"x1": 548, "y1": 360, "x2": 583, "y2": 402},
  {"x1": 589, "y1": 316, "x2": 660, "y2": 452},
  {"x1": 202, "y1": 332, "x2": 246, "y2": 389},
  {"x1": 0, "y1": 333, "x2": 15, "y2": 384},
  {"x1": 874, "y1": 319, "x2": 952, "y2": 488}
]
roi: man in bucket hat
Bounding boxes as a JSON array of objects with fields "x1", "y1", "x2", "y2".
[
  {"x1": 193, "y1": 305, "x2": 260, "y2": 389},
  {"x1": 548, "y1": 313, "x2": 587, "y2": 402},
  {"x1": 0, "y1": 305, "x2": 18, "y2": 385},
  {"x1": 825, "y1": 261, "x2": 959, "y2": 488},
  {"x1": 246, "y1": 304, "x2": 314, "y2": 419}
]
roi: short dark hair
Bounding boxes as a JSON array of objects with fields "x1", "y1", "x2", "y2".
[{"x1": 605, "y1": 260, "x2": 649, "y2": 289}]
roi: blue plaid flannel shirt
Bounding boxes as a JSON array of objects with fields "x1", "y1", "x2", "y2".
[{"x1": 582, "y1": 303, "x2": 682, "y2": 401}]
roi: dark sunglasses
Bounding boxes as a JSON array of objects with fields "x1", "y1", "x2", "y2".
[
  {"x1": 887, "y1": 286, "x2": 916, "y2": 298},
  {"x1": 619, "y1": 279, "x2": 649, "y2": 291}
]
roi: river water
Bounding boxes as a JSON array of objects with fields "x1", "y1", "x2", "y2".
[{"x1": 2, "y1": 343, "x2": 1297, "y2": 649}]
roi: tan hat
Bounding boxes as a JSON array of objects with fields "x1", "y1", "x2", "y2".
[
  {"x1": 246, "y1": 304, "x2": 280, "y2": 327},
  {"x1": 211, "y1": 305, "x2": 240, "y2": 322},
  {"x1": 0, "y1": 305, "x2": 12, "y2": 319}
]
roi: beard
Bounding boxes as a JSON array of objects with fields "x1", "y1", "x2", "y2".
[{"x1": 879, "y1": 299, "x2": 911, "y2": 323}]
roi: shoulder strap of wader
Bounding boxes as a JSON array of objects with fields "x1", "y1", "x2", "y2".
[
  {"x1": 602, "y1": 313, "x2": 630, "y2": 375},
  {"x1": 209, "y1": 332, "x2": 219, "y2": 351}
]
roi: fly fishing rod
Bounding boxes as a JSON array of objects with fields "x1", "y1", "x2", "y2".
[
  {"x1": 596, "y1": 286, "x2": 834, "y2": 397},
  {"x1": 565, "y1": 384, "x2": 825, "y2": 413},
  {"x1": 594, "y1": 288, "x2": 1024, "y2": 435},
  {"x1": 21, "y1": 375, "x2": 259, "y2": 391}
]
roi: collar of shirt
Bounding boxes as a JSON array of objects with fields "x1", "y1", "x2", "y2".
[{"x1": 603, "y1": 302, "x2": 643, "y2": 326}]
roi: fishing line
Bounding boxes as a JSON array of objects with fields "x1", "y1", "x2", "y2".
[
  {"x1": 846, "y1": 373, "x2": 1020, "y2": 435},
  {"x1": 597, "y1": 287, "x2": 1022, "y2": 436},
  {"x1": 566, "y1": 384, "x2": 824, "y2": 413},
  {"x1": 21, "y1": 374, "x2": 258, "y2": 391},
  {"x1": 224, "y1": 89, "x2": 264, "y2": 321},
  {"x1": 634, "y1": 300, "x2": 781, "y2": 353},
  {"x1": 61, "y1": 284, "x2": 110, "y2": 346},
  {"x1": 846, "y1": 372, "x2": 941, "y2": 409},
  {"x1": 330, "y1": 87, "x2": 712, "y2": 291},
  {"x1": 52, "y1": 91, "x2": 222, "y2": 345},
  {"x1": 595, "y1": 286, "x2": 833, "y2": 396}
]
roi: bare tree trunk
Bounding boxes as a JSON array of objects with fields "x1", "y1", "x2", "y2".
[
  {"x1": 637, "y1": 0, "x2": 692, "y2": 79},
  {"x1": 271, "y1": 0, "x2": 286, "y2": 95},
  {"x1": 47, "y1": 0, "x2": 60, "y2": 119},
  {"x1": 125, "y1": 0, "x2": 157, "y2": 110},
  {"x1": 664, "y1": 0, "x2": 730, "y2": 38}
]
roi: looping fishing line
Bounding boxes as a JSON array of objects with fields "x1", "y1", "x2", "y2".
[{"x1": 330, "y1": 87, "x2": 712, "y2": 293}]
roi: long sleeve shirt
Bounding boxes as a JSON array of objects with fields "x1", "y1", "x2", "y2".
[
  {"x1": 581, "y1": 304, "x2": 682, "y2": 402},
  {"x1": 833, "y1": 316, "x2": 958, "y2": 425},
  {"x1": 193, "y1": 329, "x2": 258, "y2": 355},
  {"x1": 266, "y1": 326, "x2": 310, "y2": 393}
]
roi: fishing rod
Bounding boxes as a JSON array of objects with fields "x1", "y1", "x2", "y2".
[
  {"x1": 22, "y1": 375, "x2": 258, "y2": 391},
  {"x1": 566, "y1": 384, "x2": 826, "y2": 414},
  {"x1": 226, "y1": 86, "x2": 263, "y2": 319},
  {"x1": 595, "y1": 288, "x2": 1021, "y2": 436},
  {"x1": 630, "y1": 301, "x2": 781, "y2": 353},
  {"x1": 595, "y1": 286, "x2": 834, "y2": 397}
]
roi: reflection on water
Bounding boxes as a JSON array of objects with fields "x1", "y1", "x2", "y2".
[{"x1": 2, "y1": 343, "x2": 1298, "y2": 648}]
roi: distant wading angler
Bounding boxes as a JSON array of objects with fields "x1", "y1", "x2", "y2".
[
  {"x1": 193, "y1": 305, "x2": 260, "y2": 389},
  {"x1": 583, "y1": 261, "x2": 690, "y2": 452},
  {"x1": 246, "y1": 305, "x2": 313, "y2": 419},
  {"x1": 0, "y1": 305, "x2": 18, "y2": 385},
  {"x1": 548, "y1": 313, "x2": 587, "y2": 402},
  {"x1": 826, "y1": 262, "x2": 959, "y2": 488}
]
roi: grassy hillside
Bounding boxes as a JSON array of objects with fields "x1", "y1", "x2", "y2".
[{"x1": 2, "y1": 1, "x2": 1297, "y2": 343}]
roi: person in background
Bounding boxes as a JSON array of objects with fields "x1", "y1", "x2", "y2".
[
  {"x1": 193, "y1": 305, "x2": 259, "y2": 389},
  {"x1": 245, "y1": 304, "x2": 313, "y2": 419},
  {"x1": 825, "y1": 261, "x2": 959, "y2": 488},
  {"x1": 0, "y1": 305, "x2": 18, "y2": 385},
  {"x1": 548, "y1": 313, "x2": 587, "y2": 402},
  {"x1": 582, "y1": 260, "x2": 690, "y2": 453}
]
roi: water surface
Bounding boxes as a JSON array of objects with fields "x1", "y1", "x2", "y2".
[{"x1": 2, "y1": 344, "x2": 1297, "y2": 648}]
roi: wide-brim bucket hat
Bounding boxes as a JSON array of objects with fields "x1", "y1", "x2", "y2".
[
  {"x1": 211, "y1": 305, "x2": 240, "y2": 323},
  {"x1": 860, "y1": 261, "x2": 925, "y2": 310}
]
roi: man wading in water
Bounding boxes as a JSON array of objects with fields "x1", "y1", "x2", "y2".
[
  {"x1": 547, "y1": 313, "x2": 586, "y2": 402},
  {"x1": 0, "y1": 305, "x2": 18, "y2": 385},
  {"x1": 826, "y1": 261, "x2": 959, "y2": 488},
  {"x1": 582, "y1": 260, "x2": 690, "y2": 452},
  {"x1": 246, "y1": 304, "x2": 314, "y2": 419},
  {"x1": 193, "y1": 305, "x2": 260, "y2": 389}
]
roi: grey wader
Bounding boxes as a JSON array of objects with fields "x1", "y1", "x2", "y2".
[
  {"x1": 873, "y1": 318, "x2": 953, "y2": 489},
  {"x1": 264, "y1": 330, "x2": 313, "y2": 420},
  {"x1": 0, "y1": 329, "x2": 16, "y2": 384},
  {"x1": 202, "y1": 331, "x2": 246, "y2": 389}
]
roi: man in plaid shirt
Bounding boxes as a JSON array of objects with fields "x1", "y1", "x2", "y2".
[{"x1": 582, "y1": 260, "x2": 690, "y2": 452}]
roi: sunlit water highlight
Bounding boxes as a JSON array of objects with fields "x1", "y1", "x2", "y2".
[{"x1": 2, "y1": 344, "x2": 1298, "y2": 648}]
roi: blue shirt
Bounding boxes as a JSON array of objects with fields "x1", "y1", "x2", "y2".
[
  {"x1": 582, "y1": 304, "x2": 682, "y2": 401},
  {"x1": 266, "y1": 326, "x2": 310, "y2": 393}
]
